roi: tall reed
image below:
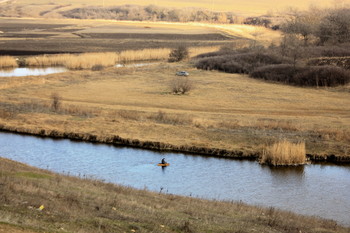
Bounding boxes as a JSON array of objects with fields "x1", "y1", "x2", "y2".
[
  {"x1": 0, "y1": 56, "x2": 18, "y2": 68},
  {"x1": 24, "y1": 46, "x2": 222, "y2": 70},
  {"x1": 260, "y1": 140, "x2": 306, "y2": 166}
]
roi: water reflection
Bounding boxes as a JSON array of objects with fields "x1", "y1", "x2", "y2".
[
  {"x1": 0, "y1": 67, "x2": 68, "y2": 77},
  {"x1": 265, "y1": 165, "x2": 305, "y2": 178}
]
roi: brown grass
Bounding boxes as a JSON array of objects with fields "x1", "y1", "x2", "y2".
[
  {"x1": 0, "y1": 56, "x2": 18, "y2": 69},
  {"x1": 0, "y1": 62, "x2": 349, "y2": 159},
  {"x1": 260, "y1": 140, "x2": 306, "y2": 166},
  {"x1": 1, "y1": 157, "x2": 348, "y2": 233}
]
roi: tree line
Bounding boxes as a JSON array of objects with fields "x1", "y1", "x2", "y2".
[
  {"x1": 281, "y1": 7, "x2": 350, "y2": 45},
  {"x1": 62, "y1": 5, "x2": 246, "y2": 24}
]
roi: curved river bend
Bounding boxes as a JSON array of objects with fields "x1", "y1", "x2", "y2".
[{"x1": 0, "y1": 132, "x2": 349, "y2": 226}]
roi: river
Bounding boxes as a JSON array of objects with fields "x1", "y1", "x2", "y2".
[{"x1": 0, "y1": 132, "x2": 349, "y2": 225}]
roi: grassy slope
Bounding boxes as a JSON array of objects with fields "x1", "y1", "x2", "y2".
[
  {"x1": 1, "y1": 157, "x2": 349, "y2": 233},
  {"x1": 0, "y1": 63, "x2": 349, "y2": 159}
]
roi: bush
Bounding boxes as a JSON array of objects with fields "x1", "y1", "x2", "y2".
[
  {"x1": 195, "y1": 52, "x2": 285, "y2": 74},
  {"x1": 91, "y1": 64, "x2": 104, "y2": 71},
  {"x1": 294, "y1": 66, "x2": 350, "y2": 87},
  {"x1": 168, "y1": 46, "x2": 189, "y2": 62},
  {"x1": 251, "y1": 64, "x2": 350, "y2": 87},
  {"x1": 250, "y1": 64, "x2": 305, "y2": 83},
  {"x1": 170, "y1": 76, "x2": 193, "y2": 94}
]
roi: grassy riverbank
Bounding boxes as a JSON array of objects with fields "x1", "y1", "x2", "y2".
[
  {"x1": 1, "y1": 157, "x2": 349, "y2": 233},
  {"x1": 0, "y1": 62, "x2": 349, "y2": 162}
]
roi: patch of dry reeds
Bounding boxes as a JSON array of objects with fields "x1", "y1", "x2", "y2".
[
  {"x1": 0, "y1": 56, "x2": 18, "y2": 69},
  {"x1": 25, "y1": 52, "x2": 119, "y2": 70},
  {"x1": 23, "y1": 46, "x2": 221, "y2": 70},
  {"x1": 260, "y1": 140, "x2": 306, "y2": 166},
  {"x1": 117, "y1": 48, "x2": 171, "y2": 63}
]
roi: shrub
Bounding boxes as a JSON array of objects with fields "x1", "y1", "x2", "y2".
[
  {"x1": 170, "y1": 76, "x2": 193, "y2": 94},
  {"x1": 260, "y1": 140, "x2": 306, "y2": 166},
  {"x1": 168, "y1": 46, "x2": 189, "y2": 62},
  {"x1": 91, "y1": 64, "x2": 104, "y2": 71},
  {"x1": 250, "y1": 64, "x2": 305, "y2": 83},
  {"x1": 294, "y1": 66, "x2": 350, "y2": 87},
  {"x1": 195, "y1": 52, "x2": 286, "y2": 74},
  {"x1": 251, "y1": 64, "x2": 350, "y2": 87}
]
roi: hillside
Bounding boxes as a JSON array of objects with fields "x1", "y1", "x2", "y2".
[{"x1": 1, "y1": 157, "x2": 349, "y2": 233}]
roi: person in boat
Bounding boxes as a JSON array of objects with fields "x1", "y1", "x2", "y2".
[{"x1": 161, "y1": 158, "x2": 166, "y2": 164}]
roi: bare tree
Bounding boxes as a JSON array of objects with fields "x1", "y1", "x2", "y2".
[
  {"x1": 170, "y1": 76, "x2": 193, "y2": 94},
  {"x1": 281, "y1": 9, "x2": 322, "y2": 46},
  {"x1": 317, "y1": 8, "x2": 350, "y2": 44},
  {"x1": 168, "y1": 45, "x2": 189, "y2": 62}
]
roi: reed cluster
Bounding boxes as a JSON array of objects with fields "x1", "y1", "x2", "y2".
[
  {"x1": 117, "y1": 48, "x2": 171, "y2": 63},
  {"x1": 25, "y1": 52, "x2": 119, "y2": 70},
  {"x1": 0, "y1": 56, "x2": 18, "y2": 69},
  {"x1": 23, "y1": 46, "x2": 220, "y2": 70},
  {"x1": 260, "y1": 140, "x2": 306, "y2": 166}
]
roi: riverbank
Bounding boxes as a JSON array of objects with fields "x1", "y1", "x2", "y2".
[
  {"x1": 0, "y1": 125, "x2": 349, "y2": 163},
  {"x1": 1, "y1": 63, "x2": 349, "y2": 163},
  {"x1": 1, "y1": 157, "x2": 349, "y2": 233}
]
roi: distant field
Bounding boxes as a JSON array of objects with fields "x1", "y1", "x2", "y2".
[{"x1": 4, "y1": 0, "x2": 337, "y2": 15}]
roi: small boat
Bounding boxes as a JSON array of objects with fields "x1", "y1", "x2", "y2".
[{"x1": 157, "y1": 163, "x2": 170, "y2": 167}]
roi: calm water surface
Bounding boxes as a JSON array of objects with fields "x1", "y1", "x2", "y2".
[
  {"x1": 0, "y1": 67, "x2": 67, "y2": 77},
  {"x1": 0, "y1": 132, "x2": 349, "y2": 225}
]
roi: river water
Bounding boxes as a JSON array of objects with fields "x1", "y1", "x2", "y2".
[{"x1": 0, "y1": 132, "x2": 349, "y2": 225}]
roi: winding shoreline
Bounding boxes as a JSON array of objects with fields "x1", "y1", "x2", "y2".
[{"x1": 1, "y1": 124, "x2": 349, "y2": 164}]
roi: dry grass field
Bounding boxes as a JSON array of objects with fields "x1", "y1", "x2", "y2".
[
  {"x1": 0, "y1": 62, "x2": 349, "y2": 160},
  {"x1": 1, "y1": 157, "x2": 349, "y2": 233}
]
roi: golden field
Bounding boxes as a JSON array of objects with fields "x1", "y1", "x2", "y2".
[{"x1": 1, "y1": 62, "x2": 349, "y2": 159}]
